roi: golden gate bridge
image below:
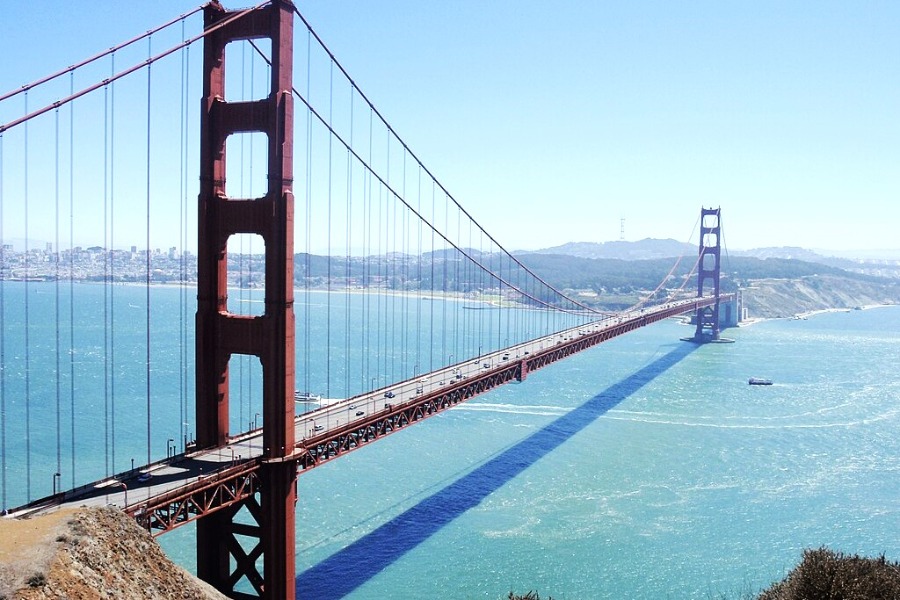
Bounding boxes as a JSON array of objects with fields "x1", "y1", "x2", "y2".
[{"x1": 0, "y1": 2, "x2": 735, "y2": 598}]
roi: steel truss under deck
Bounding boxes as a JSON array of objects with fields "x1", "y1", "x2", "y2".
[{"x1": 126, "y1": 296, "x2": 728, "y2": 538}]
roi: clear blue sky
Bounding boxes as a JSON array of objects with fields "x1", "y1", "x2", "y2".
[{"x1": 1, "y1": 1, "x2": 898, "y2": 255}]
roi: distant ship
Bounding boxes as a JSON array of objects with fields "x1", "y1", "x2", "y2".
[{"x1": 748, "y1": 378, "x2": 773, "y2": 386}]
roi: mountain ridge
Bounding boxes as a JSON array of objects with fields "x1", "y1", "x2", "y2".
[{"x1": 523, "y1": 238, "x2": 900, "y2": 265}]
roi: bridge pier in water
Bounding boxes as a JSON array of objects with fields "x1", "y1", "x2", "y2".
[{"x1": 195, "y1": 2, "x2": 297, "y2": 598}]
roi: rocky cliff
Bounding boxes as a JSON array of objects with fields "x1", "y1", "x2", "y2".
[{"x1": 0, "y1": 507, "x2": 225, "y2": 600}]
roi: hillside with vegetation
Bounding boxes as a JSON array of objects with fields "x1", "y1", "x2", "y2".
[
  {"x1": 200, "y1": 237, "x2": 900, "y2": 319},
  {"x1": 515, "y1": 253, "x2": 900, "y2": 318}
]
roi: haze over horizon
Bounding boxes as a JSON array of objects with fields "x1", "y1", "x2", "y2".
[{"x1": 4, "y1": 234, "x2": 900, "y2": 265}]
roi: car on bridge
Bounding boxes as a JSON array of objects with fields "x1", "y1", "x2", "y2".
[{"x1": 384, "y1": 391, "x2": 395, "y2": 398}]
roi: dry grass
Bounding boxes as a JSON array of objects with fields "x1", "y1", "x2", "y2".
[
  {"x1": 1, "y1": 507, "x2": 227, "y2": 599},
  {"x1": 0, "y1": 509, "x2": 77, "y2": 598}
]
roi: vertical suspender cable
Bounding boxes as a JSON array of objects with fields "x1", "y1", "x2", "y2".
[
  {"x1": 360, "y1": 126, "x2": 368, "y2": 391},
  {"x1": 442, "y1": 191, "x2": 447, "y2": 366},
  {"x1": 498, "y1": 247, "x2": 503, "y2": 349},
  {"x1": 326, "y1": 61, "x2": 333, "y2": 403},
  {"x1": 400, "y1": 151, "x2": 406, "y2": 378},
  {"x1": 501, "y1": 245, "x2": 506, "y2": 346},
  {"x1": 415, "y1": 167, "x2": 422, "y2": 378},
  {"x1": 103, "y1": 79, "x2": 111, "y2": 477},
  {"x1": 467, "y1": 219, "x2": 472, "y2": 357},
  {"x1": 345, "y1": 88, "x2": 353, "y2": 398},
  {"x1": 183, "y1": 37, "x2": 192, "y2": 446},
  {"x1": 68, "y1": 73, "x2": 76, "y2": 488},
  {"x1": 430, "y1": 180, "x2": 435, "y2": 373},
  {"x1": 360, "y1": 113, "x2": 368, "y2": 390},
  {"x1": 145, "y1": 38, "x2": 152, "y2": 468},
  {"x1": 390, "y1": 185, "x2": 397, "y2": 384},
  {"x1": 455, "y1": 202, "x2": 460, "y2": 363},
  {"x1": 385, "y1": 175, "x2": 391, "y2": 384},
  {"x1": 179, "y1": 18, "x2": 189, "y2": 449},
  {"x1": 304, "y1": 30, "x2": 312, "y2": 400},
  {"x1": 54, "y1": 108, "x2": 61, "y2": 481},
  {"x1": 384, "y1": 129, "x2": 390, "y2": 381},
  {"x1": 384, "y1": 140, "x2": 390, "y2": 379},
  {"x1": 0, "y1": 132, "x2": 5, "y2": 510},
  {"x1": 24, "y1": 91, "x2": 31, "y2": 501},
  {"x1": 478, "y1": 229, "x2": 485, "y2": 357},
  {"x1": 109, "y1": 53, "x2": 117, "y2": 473},
  {"x1": 238, "y1": 44, "x2": 247, "y2": 429},
  {"x1": 362, "y1": 107, "x2": 370, "y2": 390},
  {"x1": 248, "y1": 52, "x2": 258, "y2": 424}
]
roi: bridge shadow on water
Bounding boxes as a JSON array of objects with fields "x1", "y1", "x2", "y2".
[{"x1": 296, "y1": 342, "x2": 698, "y2": 599}]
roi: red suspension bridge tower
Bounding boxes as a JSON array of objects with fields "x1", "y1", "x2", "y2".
[
  {"x1": 195, "y1": 1, "x2": 297, "y2": 598},
  {"x1": 691, "y1": 207, "x2": 724, "y2": 343}
]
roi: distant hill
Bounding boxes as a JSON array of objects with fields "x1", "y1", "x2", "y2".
[
  {"x1": 523, "y1": 238, "x2": 696, "y2": 260},
  {"x1": 733, "y1": 246, "x2": 826, "y2": 262},
  {"x1": 514, "y1": 251, "x2": 900, "y2": 317},
  {"x1": 734, "y1": 246, "x2": 900, "y2": 279},
  {"x1": 521, "y1": 241, "x2": 900, "y2": 280}
]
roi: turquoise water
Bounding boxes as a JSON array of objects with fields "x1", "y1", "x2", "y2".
[
  {"x1": 172, "y1": 305, "x2": 898, "y2": 598},
  {"x1": 0, "y1": 281, "x2": 577, "y2": 506},
  {"x1": 3, "y1": 282, "x2": 899, "y2": 598}
]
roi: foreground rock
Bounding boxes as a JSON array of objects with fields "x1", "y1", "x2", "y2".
[{"x1": 0, "y1": 507, "x2": 226, "y2": 600}]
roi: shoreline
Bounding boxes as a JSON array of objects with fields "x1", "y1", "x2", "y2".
[
  {"x1": 11, "y1": 280, "x2": 898, "y2": 320},
  {"x1": 738, "y1": 303, "x2": 897, "y2": 327}
]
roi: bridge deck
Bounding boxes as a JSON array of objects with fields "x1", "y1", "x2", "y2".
[{"x1": 7, "y1": 296, "x2": 728, "y2": 533}]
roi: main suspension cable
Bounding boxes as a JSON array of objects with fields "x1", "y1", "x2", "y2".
[
  {"x1": 0, "y1": 6, "x2": 204, "y2": 104},
  {"x1": 292, "y1": 5, "x2": 601, "y2": 316},
  {"x1": 0, "y1": 2, "x2": 267, "y2": 135}
]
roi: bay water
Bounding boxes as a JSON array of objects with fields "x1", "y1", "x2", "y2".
[
  {"x1": 2, "y1": 282, "x2": 898, "y2": 598},
  {"x1": 170, "y1": 303, "x2": 900, "y2": 599}
]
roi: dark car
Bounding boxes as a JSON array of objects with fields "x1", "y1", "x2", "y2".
[
  {"x1": 355, "y1": 410, "x2": 365, "y2": 416},
  {"x1": 384, "y1": 391, "x2": 395, "y2": 398}
]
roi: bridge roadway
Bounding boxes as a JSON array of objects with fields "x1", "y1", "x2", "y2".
[{"x1": 10, "y1": 295, "x2": 727, "y2": 532}]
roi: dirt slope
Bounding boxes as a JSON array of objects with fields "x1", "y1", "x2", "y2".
[{"x1": 0, "y1": 507, "x2": 226, "y2": 600}]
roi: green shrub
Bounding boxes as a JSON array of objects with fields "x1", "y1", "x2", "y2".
[{"x1": 759, "y1": 547, "x2": 900, "y2": 600}]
